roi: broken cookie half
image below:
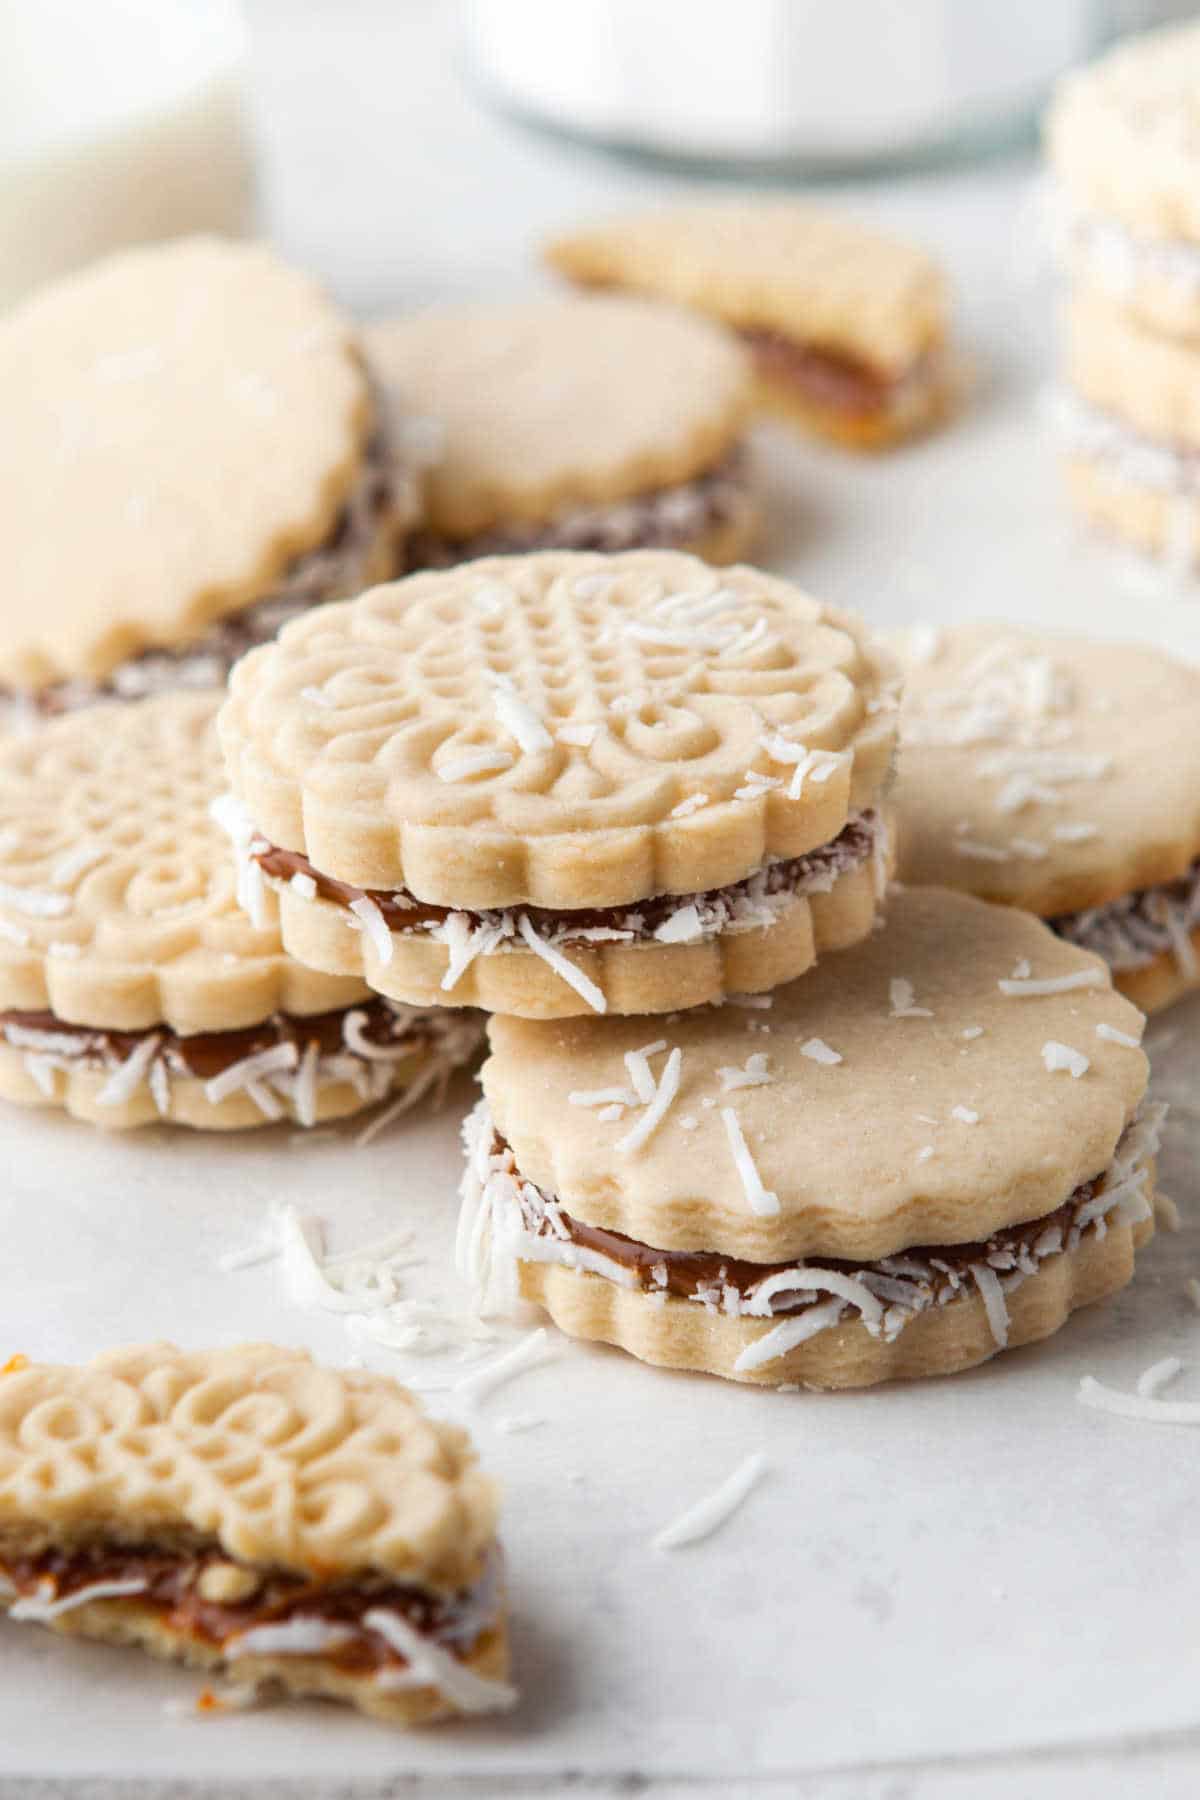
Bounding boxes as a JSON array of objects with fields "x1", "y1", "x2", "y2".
[{"x1": 0, "y1": 1344, "x2": 514, "y2": 1725}]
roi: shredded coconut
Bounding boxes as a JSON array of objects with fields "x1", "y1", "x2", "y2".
[
  {"x1": 365, "y1": 1608, "x2": 518, "y2": 1712},
  {"x1": 9, "y1": 1578, "x2": 148, "y2": 1621},
  {"x1": 492, "y1": 688, "x2": 552, "y2": 755},
  {"x1": 97, "y1": 1033, "x2": 163, "y2": 1106},
  {"x1": 951, "y1": 1105, "x2": 980, "y2": 1124},
  {"x1": 451, "y1": 1328, "x2": 557, "y2": 1405},
  {"x1": 436, "y1": 747, "x2": 514, "y2": 783},
  {"x1": 889, "y1": 978, "x2": 933, "y2": 1019},
  {"x1": 998, "y1": 969, "x2": 1106, "y2": 997},
  {"x1": 652, "y1": 1451, "x2": 768, "y2": 1551},
  {"x1": 349, "y1": 896, "x2": 394, "y2": 967},
  {"x1": 800, "y1": 1038, "x2": 842, "y2": 1066},
  {"x1": 1096, "y1": 1022, "x2": 1142, "y2": 1049},
  {"x1": 717, "y1": 1053, "x2": 772, "y2": 1091},
  {"x1": 1136, "y1": 1357, "x2": 1184, "y2": 1399},
  {"x1": 971, "y1": 1263, "x2": 1010, "y2": 1348},
  {"x1": 1041, "y1": 1041, "x2": 1090, "y2": 1078},
  {"x1": 1078, "y1": 1375, "x2": 1200, "y2": 1426},
  {"x1": 616, "y1": 1047, "x2": 682, "y2": 1154},
  {"x1": 721, "y1": 1108, "x2": 779, "y2": 1217},
  {"x1": 517, "y1": 914, "x2": 607, "y2": 1012}
]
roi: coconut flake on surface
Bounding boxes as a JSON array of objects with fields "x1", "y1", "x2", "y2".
[
  {"x1": 451, "y1": 1328, "x2": 557, "y2": 1405},
  {"x1": 972, "y1": 1264, "x2": 1010, "y2": 1347},
  {"x1": 654, "y1": 903, "x2": 703, "y2": 944},
  {"x1": 1095, "y1": 1022, "x2": 1142, "y2": 1049},
  {"x1": 721, "y1": 1108, "x2": 779, "y2": 1216},
  {"x1": 569, "y1": 1086, "x2": 639, "y2": 1109},
  {"x1": 615, "y1": 1047, "x2": 682, "y2": 1154},
  {"x1": 951, "y1": 1105, "x2": 980, "y2": 1124},
  {"x1": 516, "y1": 915, "x2": 606, "y2": 1012},
  {"x1": 9, "y1": 1578, "x2": 148, "y2": 1621},
  {"x1": 961, "y1": 1026, "x2": 984, "y2": 1041},
  {"x1": 349, "y1": 896, "x2": 394, "y2": 966},
  {"x1": 435, "y1": 747, "x2": 514, "y2": 783},
  {"x1": 669, "y1": 792, "x2": 709, "y2": 818},
  {"x1": 366, "y1": 1609, "x2": 518, "y2": 1713},
  {"x1": 717, "y1": 1053, "x2": 771, "y2": 1092},
  {"x1": 1041, "y1": 1041, "x2": 1090, "y2": 1078},
  {"x1": 557, "y1": 722, "x2": 599, "y2": 749},
  {"x1": 492, "y1": 687, "x2": 553, "y2": 754},
  {"x1": 1078, "y1": 1375, "x2": 1200, "y2": 1425},
  {"x1": 953, "y1": 840, "x2": 1011, "y2": 863},
  {"x1": 1136, "y1": 1357, "x2": 1184, "y2": 1399},
  {"x1": 1053, "y1": 822, "x2": 1100, "y2": 843},
  {"x1": 652, "y1": 1452, "x2": 768, "y2": 1551},
  {"x1": 800, "y1": 1038, "x2": 842, "y2": 1066},
  {"x1": 889, "y1": 978, "x2": 933, "y2": 1019},
  {"x1": 998, "y1": 968, "x2": 1106, "y2": 997}
]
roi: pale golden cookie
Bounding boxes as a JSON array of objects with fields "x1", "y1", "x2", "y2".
[
  {"x1": 459, "y1": 889, "x2": 1154, "y2": 1388},
  {"x1": 0, "y1": 1344, "x2": 513, "y2": 1724},
  {"x1": 1047, "y1": 23, "x2": 1200, "y2": 338},
  {"x1": 0, "y1": 236, "x2": 416, "y2": 703},
  {"x1": 219, "y1": 550, "x2": 898, "y2": 1016},
  {"x1": 1061, "y1": 454, "x2": 1200, "y2": 565},
  {"x1": 545, "y1": 200, "x2": 946, "y2": 375},
  {"x1": 544, "y1": 199, "x2": 951, "y2": 448},
  {"x1": 367, "y1": 294, "x2": 755, "y2": 554},
  {"x1": 1065, "y1": 289, "x2": 1200, "y2": 449},
  {"x1": 891, "y1": 624, "x2": 1200, "y2": 1010},
  {"x1": 0, "y1": 692, "x2": 480, "y2": 1129}
]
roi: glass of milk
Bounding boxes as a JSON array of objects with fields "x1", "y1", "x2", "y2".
[{"x1": 0, "y1": 0, "x2": 255, "y2": 313}]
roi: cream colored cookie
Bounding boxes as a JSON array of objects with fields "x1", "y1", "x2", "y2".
[
  {"x1": 1061, "y1": 453, "x2": 1200, "y2": 565},
  {"x1": 0, "y1": 236, "x2": 418, "y2": 705},
  {"x1": 367, "y1": 294, "x2": 754, "y2": 548},
  {"x1": 1048, "y1": 21, "x2": 1200, "y2": 240},
  {"x1": 545, "y1": 200, "x2": 946, "y2": 375},
  {"x1": 219, "y1": 550, "x2": 898, "y2": 1016},
  {"x1": 0, "y1": 692, "x2": 481, "y2": 1129},
  {"x1": 458, "y1": 888, "x2": 1155, "y2": 1387},
  {"x1": 0, "y1": 1344, "x2": 514, "y2": 1723},
  {"x1": 1065, "y1": 289, "x2": 1200, "y2": 449},
  {"x1": 891, "y1": 624, "x2": 1200, "y2": 1010}
]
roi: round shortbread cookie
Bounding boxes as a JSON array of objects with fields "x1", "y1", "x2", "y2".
[
  {"x1": 367, "y1": 294, "x2": 751, "y2": 541},
  {"x1": 544, "y1": 199, "x2": 946, "y2": 377},
  {"x1": 890, "y1": 623, "x2": 1200, "y2": 917},
  {"x1": 219, "y1": 550, "x2": 899, "y2": 914},
  {"x1": 480, "y1": 888, "x2": 1147, "y2": 1265},
  {"x1": 0, "y1": 1343, "x2": 496, "y2": 1587},
  {"x1": 1065, "y1": 289, "x2": 1200, "y2": 450},
  {"x1": 1047, "y1": 22, "x2": 1200, "y2": 253},
  {"x1": 1061, "y1": 452, "x2": 1200, "y2": 566},
  {"x1": 0, "y1": 693, "x2": 483, "y2": 1129},
  {"x1": 0, "y1": 237, "x2": 374, "y2": 691},
  {"x1": 0, "y1": 692, "x2": 365, "y2": 1033}
]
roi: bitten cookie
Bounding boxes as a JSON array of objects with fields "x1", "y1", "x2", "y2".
[
  {"x1": 1047, "y1": 21, "x2": 1200, "y2": 343},
  {"x1": 1055, "y1": 289, "x2": 1200, "y2": 567},
  {"x1": 218, "y1": 550, "x2": 899, "y2": 1020},
  {"x1": 544, "y1": 200, "x2": 953, "y2": 450},
  {"x1": 0, "y1": 692, "x2": 480, "y2": 1130},
  {"x1": 459, "y1": 888, "x2": 1156, "y2": 1391},
  {"x1": 368, "y1": 294, "x2": 757, "y2": 567},
  {"x1": 0, "y1": 237, "x2": 422, "y2": 727},
  {"x1": 891, "y1": 623, "x2": 1200, "y2": 1013},
  {"x1": 0, "y1": 1344, "x2": 514, "y2": 1724}
]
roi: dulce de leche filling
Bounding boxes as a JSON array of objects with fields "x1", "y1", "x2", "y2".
[
  {"x1": 0, "y1": 1540, "x2": 500, "y2": 1679},
  {"x1": 739, "y1": 331, "x2": 939, "y2": 422},
  {"x1": 256, "y1": 810, "x2": 882, "y2": 951}
]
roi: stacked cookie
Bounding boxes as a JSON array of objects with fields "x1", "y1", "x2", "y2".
[
  {"x1": 216, "y1": 550, "x2": 1157, "y2": 1394},
  {"x1": 1047, "y1": 21, "x2": 1200, "y2": 569}
]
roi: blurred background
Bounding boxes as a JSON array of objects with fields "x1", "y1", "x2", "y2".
[{"x1": 3, "y1": 0, "x2": 1198, "y2": 317}]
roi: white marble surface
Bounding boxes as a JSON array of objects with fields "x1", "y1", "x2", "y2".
[{"x1": 4, "y1": 3, "x2": 1200, "y2": 1793}]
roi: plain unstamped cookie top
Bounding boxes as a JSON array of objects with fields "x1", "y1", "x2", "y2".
[
  {"x1": 891, "y1": 623, "x2": 1200, "y2": 916},
  {"x1": 484, "y1": 887, "x2": 1147, "y2": 1264},
  {"x1": 1065, "y1": 288, "x2": 1200, "y2": 448},
  {"x1": 0, "y1": 691, "x2": 367, "y2": 1034},
  {"x1": 544, "y1": 199, "x2": 947, "y2": 375},
  {"x1": 0, "y1": 237, "x2": 370, "y2": 691},
  {"x1": 366, "y1": 294, "x2": 751, "y2": 540},
  {"x1": 1047, "y1": 21, "x2": 1200, "y2": 244},
  {"x1": 0, "y1": 1343, "x2": 497, "y2": 1591},
  {"x1": 219, "y1": 550, "x2": 899, "y2": 911}
]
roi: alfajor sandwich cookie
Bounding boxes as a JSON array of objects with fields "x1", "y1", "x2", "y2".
[
  {"x1": 217, "y1": 550, "x2": 898, "y2": 1020},
  {"x1": 891, "y1": 623, "x2": 1200, "y2": 1014},
  {"x1": 544, "y1": 199, "x2": 954, "y2": 450},
  {"x1": 369, "y1": 294, "x2": 757, "y2": 568},
  {"x1": 459, "y1": 888, "x2": 1157, "y2": 1390},
  {"x1": 0, "y1": 692, "x2": 480, "y2": 1130},
  {"x1": 0, "y1": 237, "x2": 422, "y2": 727},
  {"x1": 0, "y1": 1343, "x2": 514, "y2": 1724}
]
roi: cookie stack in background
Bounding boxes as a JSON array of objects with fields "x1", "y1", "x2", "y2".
[
  {"x1": 1047, "y1": 20, "x2": 1200, "y2": 575},
  {"x1": 216, "y1": 550, "x2": 1159, "y2": 1393}
]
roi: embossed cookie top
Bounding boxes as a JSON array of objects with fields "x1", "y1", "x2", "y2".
[
  {"x1": 484, "y1": 888, "x2": 1147, "y2": 1263},
  {"x1": 1047, "y1": 21, "x2": 1200, "y2": 243},
  {"x1": 545, "y1": 200, "x2": 946, "y2": 373},
  {"x1": 0, "y1": 237, "x2": 370, "y2": 691},
  {"x1": 367, "y1": 294, "x2": 750, "y2": 539},
  {"x1": 219, "y1": 550, "x2": 899, "y2": 911},
  {"x1": 0, "y1": 1344, "x2": 497, "y2": 1590},
  {"x1": 0, "y1": 691, "x2": 366, "y2": 1033},
  {"x1": 892, "y1": 623, "x2": 1200, "y2": 916}
]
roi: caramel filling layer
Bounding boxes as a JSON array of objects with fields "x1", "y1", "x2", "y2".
[
  {"x1": 0, "y1": 1541, "x2": 499, "y2": 1678},
  {"x1": 740, "y1": 331, "x2": 937, "y2": 422},
  {"x1": 257, "y1": 810, "x2": 881, "y2": 950}
]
